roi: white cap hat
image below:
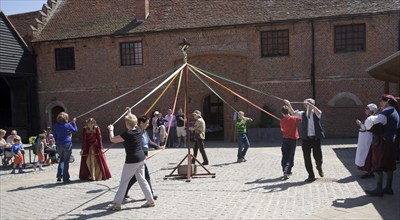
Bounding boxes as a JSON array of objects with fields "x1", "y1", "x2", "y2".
[
  {"x1": 366, "y1": 103, "x2": 377, "y2": 112},
  {"x1": 154, "y1": 111, "x2": 160, "y2": 116}
]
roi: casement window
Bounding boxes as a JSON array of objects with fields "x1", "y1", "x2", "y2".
[
  {"x1": 55, "y1": 47, "x2": 75, "y2": 70},
  {"x1": 120, "y1": 41, "x2": 143, "y2": 66},
  {"x1": 334, "y1": 24, "x2": 366, "y2": 53},
  {"x1": 261, "y1": 30, "x2": 289, "y2": 57}
]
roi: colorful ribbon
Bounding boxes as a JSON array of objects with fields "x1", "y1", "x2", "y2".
[
  {"x1": 189, "y1": 64, "x2": 280, "y2": 121},
  {"x1": 112, "y1": 64, "x2": 185, "y2": 125}
]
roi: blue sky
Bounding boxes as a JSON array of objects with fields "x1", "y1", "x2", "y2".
[{"x1": 1, "y1": 0, "x2": 47, "y2": 15}]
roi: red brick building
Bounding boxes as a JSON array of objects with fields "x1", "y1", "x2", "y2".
[{"x1": 16, "y1": 0, "x2": 400, "y2": 140}]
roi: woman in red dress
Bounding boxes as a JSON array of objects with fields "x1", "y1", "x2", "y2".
[{"x1": 79, "y1": 118, "x2": 111, "y2": 181}]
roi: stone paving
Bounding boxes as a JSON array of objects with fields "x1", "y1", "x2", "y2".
[{"x1": 0, "y1": 139, "x2": 399, "y2": 220}]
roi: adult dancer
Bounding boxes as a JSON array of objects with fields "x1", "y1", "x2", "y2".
[
  {"x1": 189, "y1": 110, "x2": 209, "y2": 165},
  {"x1": 52, "y1": 112, "x2": 78, "y2": 183},
  {"x1": 284, "y1": 99, "x2": 325, "y2": 182},
  {"x1": 107, "y1": 108, "x2": 155, "y2": 210},
  {"x1": 125, "y1": 115, "x2": 161, "y2": 200}
]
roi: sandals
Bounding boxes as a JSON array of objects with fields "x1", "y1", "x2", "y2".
[
  {"x1": 107, "y1": 204, "x2": 121, "y2": 211},
  {"x1": 141, "y1": 201, "x2": 155, "y2": 208}
]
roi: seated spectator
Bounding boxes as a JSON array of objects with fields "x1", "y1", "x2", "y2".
[
  {"x1": 6, "y1": 129, "x2": 24, "y2": 166},
  {"x1": 11, "y1": 137, "x2": 25, "y2": 174},
  {"x1": 41, "y1": 129, "x2": 57, "y2": 165},
  {"x1": 6, "y1": 130, "x2": 21, "y2": 145},
  {"x1": 45, "y1": 127, "x2": 55, "y2": 146},
  {"x1": 1, "y1": 129, "x2": 12, "y2": 167}
]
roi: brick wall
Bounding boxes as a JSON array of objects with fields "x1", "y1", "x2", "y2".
[{"x1": 33, "y1": 14, "x2": 399, "y2": 141}]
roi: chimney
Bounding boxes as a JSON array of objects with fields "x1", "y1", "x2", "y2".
[{"x1": 136, "y1": 0, "x2": 149, "y2": 22}]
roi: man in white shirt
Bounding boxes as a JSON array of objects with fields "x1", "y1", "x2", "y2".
[{"x1": 284, "y1": 99, "x2": 325, "y2": 182}]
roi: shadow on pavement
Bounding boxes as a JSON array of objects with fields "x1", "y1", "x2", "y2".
[
  {"x1": 332, "y1": 147, "x2": 400, "y2": 219},
  {"x1": 211, "y1": 161, "x2": 238, "y2": 167},
  {"x1": 7, "y1": 179, "x2": 84, "y2": 192},
  {"x1": 244, "y1": 177, "x2": 309, "y2": 193},
  {"x1": 245, "y1": 177, "x2": 282, "y2": 184}
]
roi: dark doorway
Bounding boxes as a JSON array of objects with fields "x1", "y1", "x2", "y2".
[
  {"x1": 51, "y1": 106, "x2": 64, "y2": 125},
  {"x1": 0, "y1": 77, "x2": 11, "y2": 127},
  {"x1": 203, "y1": 94, "x2": 224, "y2": 140}
]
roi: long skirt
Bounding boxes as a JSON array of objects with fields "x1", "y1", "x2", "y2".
[{"x1": 371, "y1": 139, "x2": 397, "y2": 172}]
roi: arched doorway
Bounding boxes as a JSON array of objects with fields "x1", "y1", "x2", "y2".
[
  {"x1": 51, "y1": 106, "x2": 64, "y2": 125},
  {"x1": 203, "y1": 94, "x2": 224, "y2": 140}
]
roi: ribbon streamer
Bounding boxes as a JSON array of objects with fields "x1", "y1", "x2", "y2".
[
  {"x1": 144, "y1": 69, "x2": 182, "y2": 115},
  {"x1": 75, "y1": 64, "x2": 183, "y2": 120},
  {"x1": 191, "y1": 69, "x2": 238, "y2": 113},
  {"x1": 191, "y1": 65, "x2": 284, "y2": 101},
  {"x1": 189, "y1": 65, "x2": 281, "y2": 121},
  {"x1": 112, "y1": 64, "x2": 185, "y2": 125}
]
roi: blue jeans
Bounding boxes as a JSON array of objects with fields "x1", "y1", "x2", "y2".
[
  {"x1": 56, "y1": 143, "x2": 72, "y2": 181},
  {"x1": 281, "y1": 138, "x2": 297, "y2": 174},
  {"x1": 237, "y1": 133, "x2": 250, "y2": 159}
]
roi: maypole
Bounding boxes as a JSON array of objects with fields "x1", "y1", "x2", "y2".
[
  {"x1": 182, "y1": 39, "x2": 192, "y2": 181},
  {"x1": 164, "y1": 39, "x2": 215, "y2": 181}
]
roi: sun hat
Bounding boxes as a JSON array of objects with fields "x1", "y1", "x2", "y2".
[{"x1": 192, "y1": 110, "x2": 202, "y2": 117}]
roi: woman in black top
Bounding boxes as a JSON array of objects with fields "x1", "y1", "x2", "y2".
[{"x1": 107, "y1": 108, "x2": 155, "y2": 210}]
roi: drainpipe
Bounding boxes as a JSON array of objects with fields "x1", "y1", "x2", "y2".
[{"x1": 311, "y1": 20, "x2": 316, "y2": 99}]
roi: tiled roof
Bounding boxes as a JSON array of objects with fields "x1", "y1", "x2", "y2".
[
  {"x1": 8, "y1": 11, "x2": 39, "y2": 43},
  {"x1": 33, "y1": 0, "x2": 400, "y2": 42}
]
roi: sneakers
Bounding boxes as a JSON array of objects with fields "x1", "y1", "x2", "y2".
[
  {"x1": 56, "y1": 178, "x2": 62, "y2": 183},
  {"x1": 237, "y1": 158, "x2": 247, "y2": 163},
  {"x1": 141, "y1": 201, "x2": 155, "y2": 208},
  {"x1": 108, "y1": 204, "x2": 121, "y2": 211}
]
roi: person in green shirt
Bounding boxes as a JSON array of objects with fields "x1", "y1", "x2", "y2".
[{"x1": 235, "y1": 111, "x2": 253, "y2": 163}]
